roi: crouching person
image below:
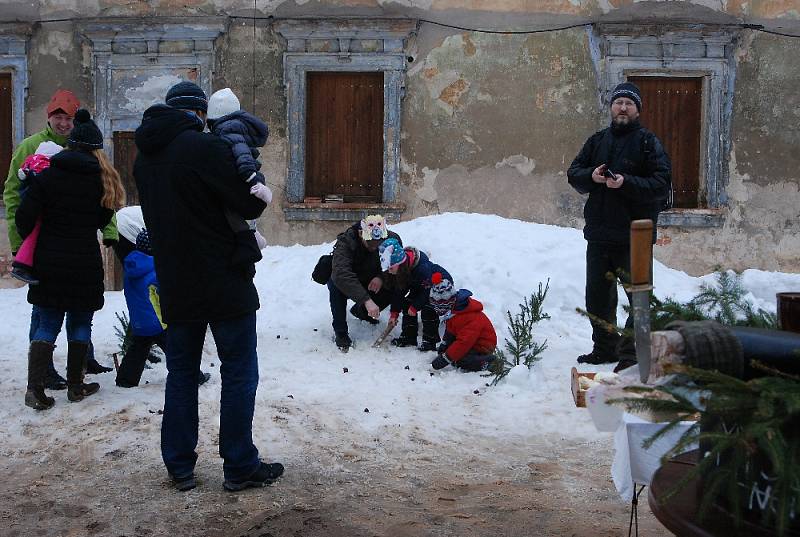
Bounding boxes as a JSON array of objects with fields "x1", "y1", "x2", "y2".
[{"x1": 429, "y1": 280, "x2": 497, "y2": 372}]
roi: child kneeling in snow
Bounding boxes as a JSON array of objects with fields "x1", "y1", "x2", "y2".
[
  {"x1": 206, "y1": 88, "x2": 270, "y2": 255},
  {"x1": 10, "y1": 141, "x2": 63, "y2": 285},
  {"x1": 116, "y1": 229, "x2": 210, "y2": 388},
  {"x1": 429, "y1": 280, "x2": 498, "y2": 372}
]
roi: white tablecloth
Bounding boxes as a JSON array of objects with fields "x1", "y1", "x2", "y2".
[{"x1": 611, "y1": 412, "x2": 695, "y2": 502}]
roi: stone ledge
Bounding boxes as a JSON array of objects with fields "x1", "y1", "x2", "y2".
[
  {"x1": 284, "y1": 202, "x2": 405, "y2": 222},
  {"x1": 658, "y1": 208, "x2": 725, "y2": 228}
]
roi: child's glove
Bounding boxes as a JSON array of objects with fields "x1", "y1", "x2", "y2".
[
  {"x1": 250, "y1": 183, "x2": 273, "y2": 204},
  {"x1": 431, "y1": 354, "x2": 451, "y2": 370},
  {"x1": 407, "y1": 305, "x2": 417, "y2": 316},
  {"x1": 436, "y1": 342, "x2": 449, "y2": 355},
  {"x1": 389, "y1": 311, "x2": 399, "y2": 322}
]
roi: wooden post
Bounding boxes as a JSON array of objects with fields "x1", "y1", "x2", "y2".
[{"x1": 630, "y1": 220, "x2": 654, "y2": 286}]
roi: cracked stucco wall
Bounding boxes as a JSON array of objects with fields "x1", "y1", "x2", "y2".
[
  {"x1": 1, "y1": 0, "x2": 799, "y2": 278},
  {"x1": 656, "y1": 32, "x2": 800, "y2": 275}
]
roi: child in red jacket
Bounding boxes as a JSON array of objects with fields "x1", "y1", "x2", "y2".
[{"x1": 429, "y1": 278, "x2": 497, "y2": 372}]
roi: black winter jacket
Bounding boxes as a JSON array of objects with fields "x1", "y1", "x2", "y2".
[
  {"x1": 331, "y1": 222, "x2": 402, "y2": 305},
  {"x1": 16, "y1": 150, "x2": 113, "y2": 312},
  {"x1": 134, "y1": 105, "x2": 267, "y2": 323},
  {"x1": 209, "y1": 111, "x2": 268, "y2": 183},
  {"x1": 567, "y1": 122, "x2": 671, "y2": 245},
  {"x1": 389, "y1": 248, "x2": 453, "y2": 313}
]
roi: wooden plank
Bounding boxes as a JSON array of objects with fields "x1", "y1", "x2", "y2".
[
  {"x1": 630, "y1": 76, "x2": 702, "y2": 209},
  {"x1": 0, "y1": 74, "x2": 12, "y2": 195},
  {"x1": 306, "y1": 72, "x2": 383, "y2": 202}
]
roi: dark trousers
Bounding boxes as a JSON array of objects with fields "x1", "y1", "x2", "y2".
[
  {"x1": 327, "y1": 280, "x2": 392, "y2": 335},
  {"x1": 161, "y1": 312, "x2": 260, "y2": 481},
  {"x1": 455, "y1": 351, "x2": 495, "y2": 372},
  {"x1": 399, "y1": 304, "x2": 441, "y2": 344},
  {"x1": 116, "y1": 331, "x2": 167, "y2": 387},
  {"x1": 585, "y1": 242, "x2": 635, "y2": 358}
]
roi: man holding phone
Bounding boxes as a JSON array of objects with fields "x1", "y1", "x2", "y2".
[{"x1": 567, "y1": 82, "x2": 671, "y2": 370}]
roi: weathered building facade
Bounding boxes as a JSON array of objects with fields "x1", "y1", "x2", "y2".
[{"x1": 1, "y1": 0, "x2": 798, "y2": 285}]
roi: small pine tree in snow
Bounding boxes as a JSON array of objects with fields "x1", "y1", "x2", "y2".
[{"x1": 487, "y1": 280, "x2": 550, "y2": 386}]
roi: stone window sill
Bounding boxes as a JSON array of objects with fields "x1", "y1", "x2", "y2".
[
  {"x1": 658, "y1": 208, "x2": 725, "y2": 228},
  {"x1": 284, "y1": 202, "x2": 405, "y2": 221}
]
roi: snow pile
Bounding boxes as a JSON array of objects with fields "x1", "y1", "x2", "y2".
[{"x1": 1, "y1": 213, "x2": 798, "y2": 465}]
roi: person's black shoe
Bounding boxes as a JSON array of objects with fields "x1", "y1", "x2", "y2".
[
  {"x1": 613, "y1": 356, "x2": 638, "y2": 373},
  {"x1": 417, "y1": 340, "x2": 438, "y2": 352},
  {"x1": 391, "y1": 335, "x2": 418, "y2": 347},
  {"x1": 350, "y1": 305, "x2": 379, "y2": 325},
  {"x1": 147, "y1": 352, "x2": 162, "y2": 364},
  {"x1": 223, "y1": 462, "x2": 284, "y2": 492},
  {"x1": 170, "y1": 473, "x2": 197, "y2": 492},
  {"x1": 576, "y1": 351, "x2": 617, "y2": 365},
  {"x1": 11, "y1": 266, "x2": 39, "y2": 285},
  {"x1": 45, "y1": 369, "x2": 68, "y2": 390},
  {"x1": 335, "y1": 332, "x2": 352, "y2": 353},
  {"x1": 198, "y1": 371, "x2": 211, "y2": 385},
  {"x1": 86, "y1": 357, "x2": 113, "y2": 374}
]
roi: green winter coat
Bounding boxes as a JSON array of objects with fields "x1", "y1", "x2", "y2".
[{"x1": 4, "y1": 124, "x2": 118, "y2": 252}]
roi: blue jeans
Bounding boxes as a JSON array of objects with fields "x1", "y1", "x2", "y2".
[
  {"x1": 30, "y1": 305, "x2": 96, "y2": 368},
  {"x1": 161, "y1": 312, "x2": 260, "y2": 481},
  {"x1": 30, "y1": 306, "x2": 93, "y2": 344}
]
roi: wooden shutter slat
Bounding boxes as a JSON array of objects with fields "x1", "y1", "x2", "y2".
[
  {"x1": 0, "y1": 74, "x2": 13, "y2": 195},
  {"x1": 630, "y1": 76, "x2": 703, "y2": 209}
]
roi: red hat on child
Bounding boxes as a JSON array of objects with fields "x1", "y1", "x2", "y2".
[{"x1": 46, "y1": 89, "x2": 79, "y2": 118}]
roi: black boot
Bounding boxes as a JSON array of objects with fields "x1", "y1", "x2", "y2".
[
  {"x1": 45, "y1": 360, "x2": 68, "y2": 390},
  {"x1": 25, "y1": 341, "x2": 56, "y2": 410},
  {"x1": 66, "y1": 341, "x2": 100, "y2": 402},
  {"x1": 335, "y1": 331, "x2": 352, "y2": 353},
  {"x1": 392, "y1": 312, "x2": 418, "y2": 347},
  {"x1": 85, "y1": 342, "x2": 112, "y2": 374},
  {"x1": 419, "y1": 307, "x2": 440, "y2": 352}
]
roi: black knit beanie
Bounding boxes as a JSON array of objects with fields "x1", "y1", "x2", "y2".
[
  {"x1": 67, "y1": 109, "x2": 103, "y2": 150},
  {"x1": 165, "y1": 81, "x2": 208, "y2": 113},
  {"x1": 610, "y1": 82, "x2": 642, "y2": 111}
]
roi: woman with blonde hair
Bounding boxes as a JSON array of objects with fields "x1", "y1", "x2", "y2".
[{"x1": 16, "y1": 109, "x2": 125, "y2": 409}]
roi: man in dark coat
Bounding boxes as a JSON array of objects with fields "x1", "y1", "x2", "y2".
[
  {"x1": 134, "y1": 81, "x2": 283, "y2": 492},
  {"x1": 328, "y1": 214, "x2": 401, "y2": 351},
  {"x1": 567, "y1": 81, "x2": 672, "y2": 370}
]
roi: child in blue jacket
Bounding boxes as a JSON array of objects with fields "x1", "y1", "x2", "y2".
[
  {"x1": 379, "y1": 238, "x2": 453, "y2": 351},
  {"x1": 115, "y1": 230, "x2": 210, "y2": 388}
]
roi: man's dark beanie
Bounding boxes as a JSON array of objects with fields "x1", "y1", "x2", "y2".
[
  {"x1": 610, "y1": 82, "x2": 642, "y2": 111},
  {"x1": 165, "y1": 81, "x2": 208, "y2": 113},
  {"x1": 67, "y1": 109, "x2": 104, "y2": 150}
]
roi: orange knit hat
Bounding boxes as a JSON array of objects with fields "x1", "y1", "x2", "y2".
[{"x1": 46, "y1": 89, "x2": 79, "y2": 118}]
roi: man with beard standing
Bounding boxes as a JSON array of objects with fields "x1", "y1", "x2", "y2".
[{"x1": 567, "y1": 81, "x2": 671, "y2": 371}]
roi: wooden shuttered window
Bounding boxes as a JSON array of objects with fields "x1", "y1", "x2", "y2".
[
  {"x1": 629, "y1": 76, "x2": 703, "y2": 209},
  {"x1": 0, "y1": 73, "x2": 12, "y2": 195},
  {"x1": 113, "y1": 131, "x2": 139, "y2": 206},
  {"x1": 305, "y1": 72, "x2": 384, "y2": 203}
]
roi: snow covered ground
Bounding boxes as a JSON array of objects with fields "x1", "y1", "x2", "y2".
[{"x1": 1, "y1": 212, "x2": 798, "y2": 471}]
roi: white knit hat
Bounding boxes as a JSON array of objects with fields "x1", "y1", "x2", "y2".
[
  {"x1": 206, "y1": 88, "x2": 241, "y2": 120},
  {"x1": 34, "y1": 141, "x2": 63, "y2": 158}
]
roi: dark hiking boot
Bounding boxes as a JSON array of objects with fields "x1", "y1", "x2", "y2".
[
  {"x1": 11, "y1": 265, "x2": 39, "y2": 285},
  {"x1": 577, "y1": 350, "x2": 617, "y2": 365},
  {"x1": 198, "y1": 371, "x2": 211, "y2": 385},
  {"x1": 417, "y1": 340, "x2": 438, "y2": 352},
  {"x1": 66, "y1": 341, "x2": 100, "y2": 402},
  {"x1": 335, "y1": 332, "x2": 352, "y2": 352},
  {"x1": 170, "y1": 473, "x2": 197, "y2": 492},
  {"x1": 86, "y1": 356, "x2": 113, "y2": 374},
  {"x1": 391, "y1": 335, "x2": 417, "y2": 348},
  {"x1": 25, "y1": 340, "x2": 56, "y2": 410},
  {"x1": 223, "y1": 462, "x2": 284, "y2": 492},
  {"x1": 147, "y1": 352, "x2": 162, "y2": 364},
  {"x1": 45, "y1": 366, "x2": 68, "y2": 390},
  {"x1": 613, "y1": 355, "x2": 638, "y2": 373},
  {"x1": 350, "y1": 304, "x2": 379, "y2": 325}
]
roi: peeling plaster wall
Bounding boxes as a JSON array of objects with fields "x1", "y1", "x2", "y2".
[
  {"x1": 1, "y1": 0, "x2": 799, "y2": 277},
  {"x1": 656, "y1": 32, "x2": 800, "y2": 275},
  {"x1": 401, "y1": 28, "x2": 600, "y2": 228}
]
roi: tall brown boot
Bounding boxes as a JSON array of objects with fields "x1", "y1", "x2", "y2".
[
  {"x1": 25, "y1": 341, "x2": 56, "y2": 410},
  {"x1": 66, "y1": 341, "x2": 100, "y2": 402}
]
